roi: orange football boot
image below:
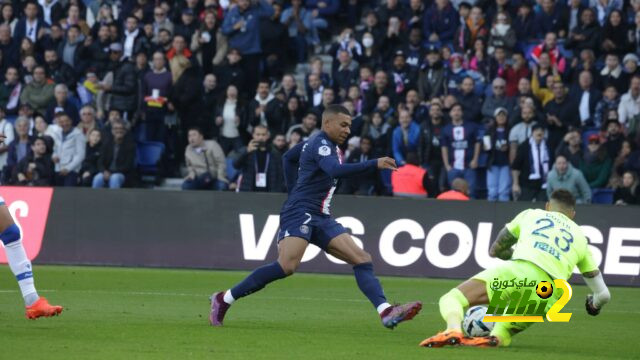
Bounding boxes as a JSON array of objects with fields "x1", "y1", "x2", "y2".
[
  {"x1": 25, "y1": 297, "x2": 63, "y2": 319},
  {"x1": 419, "y1": 329, "x2": 464, "y2": 348}
]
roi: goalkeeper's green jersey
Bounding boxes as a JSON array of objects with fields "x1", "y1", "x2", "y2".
[{"x1": 506, "y1": 209, "x2": 598, "y2": 280}]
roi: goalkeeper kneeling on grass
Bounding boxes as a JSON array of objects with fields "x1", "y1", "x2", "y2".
[{"x1": 420, "y1": 189, "x2": 611, "y2": 348}]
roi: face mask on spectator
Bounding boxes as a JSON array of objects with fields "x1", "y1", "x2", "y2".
[
  {"x1": 494, "y1": 24, "x2": 509, "y2": 35},
  {"x1": 362, "y1": 37, "x2": 374, "y2": 48}
]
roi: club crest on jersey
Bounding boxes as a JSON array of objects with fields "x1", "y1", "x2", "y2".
[
  {"x1": 300, "y1": 225, "x2": 309, "y2": 234},
  {"x1": 318, "y1": 145, "x2": 331, "y2": 156}
]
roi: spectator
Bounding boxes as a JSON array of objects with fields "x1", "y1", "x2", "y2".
[
  {"x1": 234, "y1": 124, "x2": 284, "y2": 193},
  {"x1": 580, "y1": 134, "x2": 613, "y2": 188},
  {"x1": 216, "y1": 84, "x2": 247, "y2": 154},
  {"x1": 418, "y1": 45, "x2": 447, "y2": 100},
  {"x1": 312, "y1": 87, "x2": 335, "y2": 119},
  {"x1": 511, "y1": 124, "x2": 550, "y2": 201},
  {"x1": 271, "y1": 133, "x2": 287, "y2": 156},
  {"x1": 594, "y1": 85, "x2": 620, "y2": 129},
  {"x1": 555, "y1": 129, "x2": 583, "y2": 168},
  {"x1": 79, "y1": 128, "x2": 101, "y2": 187},
  {"x1": 418, "y1": 101, "x2": 445, "y2": 195},
  {"x1": 424, "y1": 0, "x2": 460, "y2": 44},
  {"x1": 121, "y1": 15, "x2": 149, "y2": 61},
  {"x1": 0, "y1": 3, "x2": 17, "y2": 36},
  {"x1": 481, "y1": 77, "x2": 513, "y2": 121},
  {"x1": 546, "y1": 155, "x2": 592, "y2": 204},
  {"x1": 488, "y1": 11, "x2": 516, "y2": 55},
  {"x1": 600, "y1": 53, "x2": 629, "y2": 94},
  {"x1": 613, "y1": 171, "x2": 640, "y2": 205},
  {"x1": 436, "y1": 178, "x2": 471, "y2": 200},
  {"x1": 45, "y1": 84, "x2": 79, "y2": 125},
  {"x1": 103, "y1": 43, "x2": 138, "y2": 120},
  {"x1": 0, "y1": 108, "x2": 14, "y2": 172},
  {"x1": 77, "y1": 105, "x2": 101, "y2": 137},
  {"x1": 213, "y1": 48, "x2": 245, "y2": 94},
  {"x1": 530, "y1": 32, "x2": 566, "y2": 73},
  {"x1": 92, "y1": 120, "x2": 135, "y2": 189},
  {"x1": 287, "y1": 112, "x2": 320, "y2": 141},
  {"x1": 59, "y1": 24, "x2": 88, "y2": 77},
  {"x1": 512, "y1": 1, "x2": 536, "y2": 42},
  {"x1": 392, "y1": 109, "x2": 420, "y2": 166},
  {"x1": 281, "y1": 0, "x2": 315, "y2": 64},
  {"x1": 221, "y1": 0, "x2": 274, "y2": 97},
  {"x1": 260, "y1": 1, "x2": 287, "y2": 81},
  {"x1": 43, "y1": 48, "x2": 75, "y2": 96},
  {"x1": 364, "y1": 70, "x2": 395, "y2": 114},
  {"x1": 533, "y1": 0, "x2": 568, "y2": 38},
  {"x1": 603, "y1": 120, "x2": 625, "y2": 159},
  {"x1": 544, "y1": 81, "x2": 579, "y2": 152},
  {"x1": 175, "y1": 8, "x2": 198, "y2": 41},
  {"x1": 617, "y1": 75, "x2": 640, "y2": 129},
  {"x1": 565, "y1": 8, "x2": 601, "y2": 57},
  {"x1": 20, "y1": 65, "x2": 54, "y2": 114},
  {"x1": 14, "y1": 1, "x2": 46, "y2": 45},
  {"x1": 338, "y1": 136, "x2": 377, "y2": 195},
  {"x1": 191, "y1": 10, "x2": 227, "y2": 76},
  {"x1": 152, "y1": 5, "x2": 174, "y2": 41},
  {"x1": 601, "y1": 10, "x2": 631, "y2": 57},
  {"x1": 0, "y1": 67, "x2": 22, "y2": 115},
  {"x1": 454, "y1": 5, "x2": 488, "y2": 53},
  {"x1": 456, "y1": 76, "x2": 483, "y2": 123},
  {"x1": 51, "y1": 112, "x2": 85, "y2": 186},
  {"x1": 504, "y1": 52, "x2": 530, "y2": 97},
  {"x1": 392, "y1": 151, "x2": 429, "y2": 198},
  {"x1": 183, "y1": 127, "x2": 227, "y2": 191},
  {"x1": 248, "y1": 80, "x2": 276, "y2": 130},
  {"x1": 485, "y1": 107, "x2": 512, "y2": 201},
  {"x1": 333, "y1": 49, "x2": 358, "y2": 99},
  {"x1": 87, "y1": 24, "x2": 112, "y2": 77},
  {"x1": 140, "y1": 51, "x2": 172, "y2": 142},
  {"x1": 441, "y1": 103, "x2": 481, "y2": 197},
  {"x1": 4, "y1": 117, "x2": 33, "y2": 182},
  {"x1": 567, "y1": 71, "x2": 601, "y2": 129},
  {"x1": 13, "y1": 137, "x2": 53, "y2": 186}
]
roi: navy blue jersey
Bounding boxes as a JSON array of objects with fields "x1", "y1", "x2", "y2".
[
  {"x1": 440, "y1": 121, "x2": 482, "y2": 170},
  {"x1": 281, "y1": 131, "x2": 377, "y2": 216}
]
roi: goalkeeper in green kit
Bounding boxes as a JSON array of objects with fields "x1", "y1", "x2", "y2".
[{"x1": 420, "y1": 189, "x2": 611, "y2": 348}]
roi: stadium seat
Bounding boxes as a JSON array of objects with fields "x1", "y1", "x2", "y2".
[
  {"x1": 591, "y1": 188, "x2": 614, "y2": 205},
  {"x1": 136, "y1": 141, "x2": 165, "y2": 176}
]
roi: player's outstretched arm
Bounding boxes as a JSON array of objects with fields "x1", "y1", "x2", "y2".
[
  {"x1": 283, "y1": 141, "x2": 305, "y2": 193},
  {"x1": 318, "y1": 154, "x2": 379, "y2": 179},
  {"x1": 489, "y1": 227, "x2": 517, "y2": 260},
  {"x1": 582, "y1": 269, "x2": 611, "y2": 316}
]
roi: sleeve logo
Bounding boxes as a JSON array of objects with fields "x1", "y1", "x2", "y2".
[{"x1": 318, "y1": 145, "x2": 331, "y2": 156}]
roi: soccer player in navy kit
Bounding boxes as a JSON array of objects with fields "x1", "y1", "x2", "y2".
[{"x1": 210, "y1": 105, "x2": 423, "y2": 329}]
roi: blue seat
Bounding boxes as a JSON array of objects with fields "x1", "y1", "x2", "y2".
[
  {"x1": 591, "y1": 188, "x2": 614, "y2": 205},
  {"x1": 226, "y1": 158, "x2": 239, "y2": 182},
  {"x1": 136, "y1": 141, "x2": 165, "y2": 175}
]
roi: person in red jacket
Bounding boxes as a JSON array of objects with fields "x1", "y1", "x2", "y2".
[
  {"x1": 436, "y1": 178, "x2": 470, "y2": 200},
  {"x1": 392, "y1": 152, "x2": 430, "y2": 197}
]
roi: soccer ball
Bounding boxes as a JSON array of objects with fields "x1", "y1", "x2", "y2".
[
  {"x1": 536, "y1": 281, "x2": 554, "y2": 299},
  {"x1": 462, "y1": 306, "x2": 495, "y2": 337}
]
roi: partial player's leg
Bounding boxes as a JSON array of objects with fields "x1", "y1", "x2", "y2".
[
  {"x1": 209, "y1": 236, "x2": 308, "y2": 326},
  {"x1": 325, "y1": 231, "x2": 422, "y2": 329},
  {"x1": 0, "y1": 204, "x2": 63, "y2": 319}
]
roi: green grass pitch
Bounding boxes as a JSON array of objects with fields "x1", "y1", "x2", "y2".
[{"x1": 0, "y1": 265, "x2": 637, "y2": 359}]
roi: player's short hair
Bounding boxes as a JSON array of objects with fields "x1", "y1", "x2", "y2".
[
  {"x1": 322, "y1": 104, "x2": 351, "y2": 120},
  {"x1": 550, "y1": 189, "x2": 576, "y2": 209}
]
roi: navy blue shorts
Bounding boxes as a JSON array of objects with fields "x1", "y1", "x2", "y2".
[{"x1": 277, "y1": 210, "x2": 346, "y2": 251}]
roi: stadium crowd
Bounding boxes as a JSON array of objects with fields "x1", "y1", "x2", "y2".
[{"x1": 1, "y1": 0, "x2": 639, "y2": 205}]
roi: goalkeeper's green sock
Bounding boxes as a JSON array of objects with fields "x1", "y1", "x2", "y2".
[{"x1": 439, "y1": 288, "x2": 469, "y2": 331}]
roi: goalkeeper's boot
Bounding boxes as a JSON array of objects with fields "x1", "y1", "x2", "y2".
[
  {"x1": 419, "y1": 329, "x2": 464, "y2": 347},
  {"x1": 25, "y1": 297, "x2": 63, "y2": 319},
  {"x1": 381, "y1": 301, "x2": 422, "y2": 329},
  {"x1": 460, "y1": 335, "x2": 500, "y2": 347},
  {"x1": 209, "y1": 291, "x2": 230, "y2": 326}
]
